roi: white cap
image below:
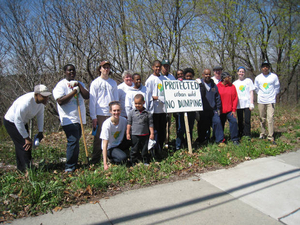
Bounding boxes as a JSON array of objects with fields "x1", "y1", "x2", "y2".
[{"x1": 34, "y1": 84, "x2": 52, "y2": 97}]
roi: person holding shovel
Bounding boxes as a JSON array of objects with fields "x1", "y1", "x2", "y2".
[
  {"x1": 3, "y1": 84, "x2": 51, "y2": 172},
  {"x1": 53, "y1": 64, "x2": 89, "y2": 172}
]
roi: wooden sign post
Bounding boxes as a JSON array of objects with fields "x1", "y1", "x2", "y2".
[{"x1": 162, "y1": 80, "x2": 203, "y2": 154}]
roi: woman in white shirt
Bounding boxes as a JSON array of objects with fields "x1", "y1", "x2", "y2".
[
  {"x1": 100, "y1": 101, "x2": 128, "y2": 170},
  {"x1": 233, "y1": 66, "x2": 255, "y2": 138}
]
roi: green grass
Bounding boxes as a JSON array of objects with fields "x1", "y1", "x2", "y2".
[{"x1": 0, "y1": 104, "x2": 299, "y2": 221}]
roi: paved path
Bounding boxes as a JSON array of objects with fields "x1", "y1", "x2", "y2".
[{"x1": 10, "y1": 150, "x2": 300, "y2": 225}]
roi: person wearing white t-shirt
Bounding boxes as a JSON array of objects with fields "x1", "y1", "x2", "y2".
[
  {"x1": 4, "y1": 84, "x2": 51, "y2": 172},
  {"x1": 125, "y1": 73, "x2": 153, "y2": 116},
  {"x1": 233, "y1": 66, "x2": 255, "y2": 138},
  {"x1": 161, "y1": 59, "x2": 176, "y2": 148},
  {"x1": 254, "y1": 61, "x2": 280, "y2": 143},
  {"x1": 211, "y1": 65, "x2": 223, "y2": 84},
  {"x1": 53, "y1": 64, "x2": 89, "y2": 172},
  {"x1": 145, "y1": 60, "x2": 166, "y2": 159},
  {"x1": 100, "y1": 101, "x2": 128, "y2": 170},
  {"x1": 89, "y1": 61, "x2": 119, "y2": 164},
  {"x1": 117, "y1": 70, "x2": 133, "y2": 117}
]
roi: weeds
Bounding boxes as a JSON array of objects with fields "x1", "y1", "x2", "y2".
[{"x1": 0, "y1": 104, "x2": 299, "y2": 222}]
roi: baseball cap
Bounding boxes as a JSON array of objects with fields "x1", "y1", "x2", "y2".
[
  {"x1": 100, "y1": 60, "x2": 111, "y2": 67},
  {"x1": 261, "y1": 61, "x2": 271, "y2": 68},
  {"x1": 34, "y1": 84, "x2": 52, "y2": 97},
  {"x1": 237, "y1": 66, "x2": 246, "y2": 71},
  {"x1": 161, "y1": 59, "x2": 170, "y2": 65},
  {"x1": 213, "y1": 65, "x2": 223, "y2": 71}
]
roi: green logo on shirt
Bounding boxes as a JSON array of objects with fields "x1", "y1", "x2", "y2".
[
  {"x1": 114, "y1": 131, "x2": 120, "y2": 139},
  {"x1": 239, "y1": 85, "x2": 245, "y2": 92},
  {"x1": 263, "y1": 83, "x2": 269, "y2": 89}
]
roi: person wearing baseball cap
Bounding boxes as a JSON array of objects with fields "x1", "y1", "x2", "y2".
[
  {"x1": 3, "y1": 84, "x2": 51, "y2": 172},
  {"x1": 212, "y1": 65, "x2": 223, "y2": 84},
  {"x1": 89, "y1": 60, "x2": 119, "y2": 164},
  {"x1": 254, "y1": 61, "x2": 280, "y2": 144}
]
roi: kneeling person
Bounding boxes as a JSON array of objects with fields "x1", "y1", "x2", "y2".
[
  {"x1": 127, "y1": 94, "x2": 154, "y2": 165},
  {"x1": 101, "y1": 101, "x2": 128, "y2": 170}
]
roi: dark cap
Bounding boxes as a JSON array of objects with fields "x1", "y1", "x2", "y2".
[
  {"x1": 100, "y1": 60, "x2": 111, "y2": 67},
  {"x1": 221, "y1": 72, "x2": 231, "y2": 81},
  {"x1": 161, "y1": 59, "x2": 170, "y2": 65},
  {"x1": 261, "y1": 61, "x2": 271, "y2": 68},
  {"x1": 213, "y1": 65, "x2": 223, "y2": 71}
]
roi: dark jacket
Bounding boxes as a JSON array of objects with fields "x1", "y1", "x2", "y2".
[{"x1": 199, "y1": 79, "x2": 221, "y2": 111}]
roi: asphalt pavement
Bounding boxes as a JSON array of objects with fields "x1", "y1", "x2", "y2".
[{"x1": 10, "y1": 150, "x2": 300, "y2": 225}]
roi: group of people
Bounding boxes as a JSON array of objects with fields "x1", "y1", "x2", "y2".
[{"x1": 3, "y1": 60, "x2": 280, "y2": 173}]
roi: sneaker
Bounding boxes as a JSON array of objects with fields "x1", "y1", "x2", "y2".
[
  {"x1": 64, "y1": 168, "x2": 74, "y2": 173},
  {"x1": 259, "y1": 135, "x2": 265, "y2": 139},
  {"x1": 144, "y1": 163, "x2": 150, "y2": 166},
  {"x1": 233, "y1": 141, "x2": 240, "y2": 146}
]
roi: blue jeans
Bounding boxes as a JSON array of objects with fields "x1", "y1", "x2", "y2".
[
  {"x1": 220, "y1": 112, "x2": 239, "y2": 141},
  {"x1": 107, "y1": 134, "x2": 130, "y2": 164},
  {"x1": 176, "y1": 112, "x2": 195, "y2": 149},
  {"x1": 198, "y1": 110, "x2": 224, "y2": 143},
  {"x1": 62, "y1": 123, "x2": 81, "y2": 171}
]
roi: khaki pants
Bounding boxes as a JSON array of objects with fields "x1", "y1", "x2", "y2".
[
  {"x1": 90, "y1": 115, "x2": 109, "y2": 164},
  {"x1": 258, "y1": 103, "x2": 275, "y2": 140}
]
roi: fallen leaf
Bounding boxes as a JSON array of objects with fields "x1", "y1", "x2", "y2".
[
  {"x1": 85, "y1": 185, "x2": 93, "y2": 195},
  {"x1": 90, "y1": 201, "x2": 99, "y2": 204},
  {"x1": 53, "y1": 207, "x2": 62, "y2": 212}
]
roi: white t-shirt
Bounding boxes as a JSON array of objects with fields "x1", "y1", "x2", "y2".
[
  {"x1": 233, "y1": 78, "x2": 255, "y2": 109},
  {"x1": 118, "y1": 82, "x2": 134, "y2": 117},
  {"x1": 145, "y1": 74, "x2": 166, "y2": 114},
  {"x1": 254, "y1": 72, "x2": 280, "y2": 104},
  {"x1": 53, "y1": 79, "x2": 87, "y2": 126},
  {"x1": 125, "y1": 85, "x2": 153, "y2": 116},
  {"x1": 89, "y1": 77, "x2": 119, "y2": 119},
  {"x1": 212, "y1": 76, "x2": 221, "y2": 84},
  {"x1": 4, "y1": 92, "x2": 44, "y2": 138},
  {"x1": 100, "y1": 116, "x2": 127, "y2": 150}
]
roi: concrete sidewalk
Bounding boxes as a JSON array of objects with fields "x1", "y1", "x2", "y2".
[{"x1": 10, "y1": 150, "x2": 300, "y2": 225}]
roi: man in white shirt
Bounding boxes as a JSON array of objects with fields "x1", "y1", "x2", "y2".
[
  {"x1": 53, "y1": 64, "x2": 89, "y2": 172},
  {"x1": 161, "y1": 59, "x2": 175, "y2": 148},
  {"x1": 3, "y1": 84, "x2": 51, "y2": 172},
  {"x1": 254, "y1": 61, "x2": 280, "y2": 144},
  {"x1": 211, "y1": 65, "x2": 223, "y2": 84},
  {"x1": 89, "y1": 60, "x2": 119, "y2": 164}
]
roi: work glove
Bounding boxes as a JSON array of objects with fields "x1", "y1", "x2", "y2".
[
  {"x1": 249, "y1": 103, "x2": 254, "y2": 111},
  {"x1": 68, "y1": 81, "x2": 78, "y2": 88},
  {"x1": 195, "y1": 78, "x2": 202, "y2": 84}
]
